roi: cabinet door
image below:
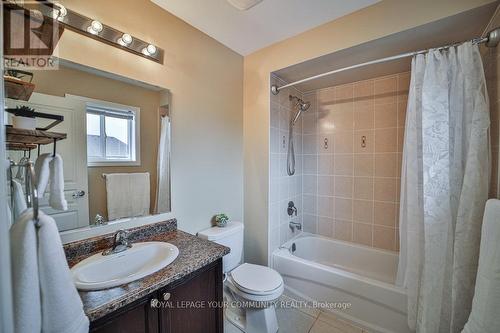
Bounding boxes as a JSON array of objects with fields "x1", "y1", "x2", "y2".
[
  {"x1": 90, "y1": 295, "x2": 159, "y2": 333},
  {"x1": 159, "y1": 259, "x2": 223, "y2": 333}
]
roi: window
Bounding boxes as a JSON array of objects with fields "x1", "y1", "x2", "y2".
[{"x1": 86, "y1": 102, "x2": 140, "y2": 166}]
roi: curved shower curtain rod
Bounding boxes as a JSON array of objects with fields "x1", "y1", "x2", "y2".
[{"x1": 271, "y1": 27, "x2": 500, "y2": 95}]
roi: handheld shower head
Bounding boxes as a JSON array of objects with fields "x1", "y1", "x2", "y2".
[
  {"x1": 289, "y1": 95, "x2": 310, "y2": 125},
  {"x1": 299, "y1": 101, "x2": 311, "y2": 111},
  {"x1": 287, "y1": 95, "x2": 311, "y2": 176}
]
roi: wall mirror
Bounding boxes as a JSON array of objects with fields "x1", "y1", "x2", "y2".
[{"x1": 5, "y1": 59, "x2": 171, "y2": 232}]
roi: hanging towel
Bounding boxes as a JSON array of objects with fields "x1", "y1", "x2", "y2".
[
  {"x1": 105, "y1": 172, "x2": 150, "y2": 220},
  {"x1": 35, "y1": 153, "x2": 68, "y2": 211},
  {"x1": 10, "y1": 209, "x2": 89, "y2": 333},
  {"x1": 11, "y1": 179, "x2": 27, "y2": 220},
  {"x1": 35, "y1": 153, "x2": 52, "y2": 197},
  {"x1": 49, "y1": 154, "x2": 67, "y2": 211},
  {"x1": 37, "y1": 211, "x2": 89, "y2": 333},
  {"x1": 462, "y1": 199, "x2": 500, "y2": 333},
  {"x1": 10, "y1": 209, "x2": 41, "y2": 333}
]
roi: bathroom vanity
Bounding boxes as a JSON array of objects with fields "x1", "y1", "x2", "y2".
[{"x1": 64, "y1": 219, "x2": 228, "y2": 333}]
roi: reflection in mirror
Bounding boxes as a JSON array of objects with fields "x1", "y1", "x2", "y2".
[{"x1": 5, "y1": 61, "x2": 171, "y2": 232}]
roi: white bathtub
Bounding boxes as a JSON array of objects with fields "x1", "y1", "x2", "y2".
[{"x1": 273, "y1": 233, "x2": 410, "y2": 333}]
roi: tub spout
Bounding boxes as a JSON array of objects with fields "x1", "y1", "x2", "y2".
[{"x1": 289, "y1": 221, "x2": 302, "y2": 232}]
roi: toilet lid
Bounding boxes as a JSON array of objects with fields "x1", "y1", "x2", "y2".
[{"x1": 231, "y1": 263, "x2": 283, "y2": 294}]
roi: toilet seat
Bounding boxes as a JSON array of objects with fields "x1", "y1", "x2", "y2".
[{"x1": 229, "y1": 263, "x2": 284, "y2": 298}]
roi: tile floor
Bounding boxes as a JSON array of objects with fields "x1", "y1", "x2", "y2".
[{"x1": 224, "y1": 295, "x2": 370, "y2": 333}]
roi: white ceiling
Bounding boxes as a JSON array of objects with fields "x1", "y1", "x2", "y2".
[{"x1": 151, "y1": 0, "x2": 380, "y2": 55}]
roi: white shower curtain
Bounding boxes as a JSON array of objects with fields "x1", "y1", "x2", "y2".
[
  {"x1": 397, "y1": 42, "x2": 490, "y2": 333},
  {"x1": 155, "y1": 115, "x2": 171, "y2": 213}
]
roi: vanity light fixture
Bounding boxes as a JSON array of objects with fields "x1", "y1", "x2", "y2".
[
  {"x1": 8, "y1": 1, "x2": 164, "y2": 63},
  {"x1": 118, "y1": 33, "x2": 133, "y2": 47},
  {"x1": 87, "y1": 20, "x2": 103, "y2": 35}
]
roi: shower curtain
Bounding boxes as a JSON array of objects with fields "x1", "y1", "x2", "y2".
[
  {"x1": 155, "y1": 115, "x2": 171, "y2": 213},
  {"x1": 397, "y1": 42, "x2": 490, "y2": 332}
]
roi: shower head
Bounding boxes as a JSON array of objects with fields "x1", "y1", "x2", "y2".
[
  {"x1": 289, "y1": 95, "x2": 310, "y2": 125},
  {"x1": 299, "y1": 100, "x2": 311, "y2": 111},
  {"x1": 289, "y1": 95, "x2": 310, "y2": 112}
]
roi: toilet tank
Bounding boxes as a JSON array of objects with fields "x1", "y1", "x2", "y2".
[{"x1": 197, "y1": 222, "x2": 243, "y2": 273}]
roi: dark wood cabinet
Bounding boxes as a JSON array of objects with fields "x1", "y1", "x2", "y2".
[
  {"x1": 159, "y1": 258, "x2": 223, "y2": 333},
  {"x1": 89, "y1": 295, "x2": 159, "y2": 333},
  {"x1": 91, "y1": 259, "x2": 223, "y2": 333}
]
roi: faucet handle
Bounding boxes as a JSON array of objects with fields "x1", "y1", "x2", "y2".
[
  {"x1": 94, "y1": 214, "x2": 107, "y2": 226},
  {"x1": 287, "y1": 201, "x2": 298, "y2": 216},
  {"x1": 114, "y1": 230, "x2": 130, "y2": 245},
  {"x1": 103, "y1": 230, "x2": 132, "y2": 255}
]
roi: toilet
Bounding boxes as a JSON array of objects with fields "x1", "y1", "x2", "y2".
[{"x1": 198, "y1": 222, "x2": 283, "y2": 333}]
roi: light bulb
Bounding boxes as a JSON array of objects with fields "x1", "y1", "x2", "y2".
[
  {"x1": 142, "y1": 44, "x2": 157, "y2": 56},
  {"x1": 54, "y1": 2, "x2": 68, "y2": 21},
  {"x1": 118, "y1": 33, "x2": 133, "y2": 46},
  {"x1": 87, "y1": 20, "x2": 103, "y2": 35}
]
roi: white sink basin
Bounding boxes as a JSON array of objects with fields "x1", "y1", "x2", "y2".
[{"x1": 71, "y1": 241, "x2": 179, "y2": 291}]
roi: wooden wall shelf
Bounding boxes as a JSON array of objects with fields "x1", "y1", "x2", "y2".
[
  {"x1": 6, "y1": 127, "x2": 67, "y2": 151},
  {"x1": 5, "y1": 77, "x2": 35, "y2": 101}
]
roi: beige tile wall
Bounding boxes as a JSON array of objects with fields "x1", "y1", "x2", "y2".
[
  {"x1": 301, "y1": 73, "x2": 410, "y2": 251},
  {"x1": 269, "y1": 75, "x2": 304, "y2": 253}
]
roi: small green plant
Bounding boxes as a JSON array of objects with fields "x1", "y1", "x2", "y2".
[{"x1": 215, "y1": 213, "x2": 229, "y2": 227}]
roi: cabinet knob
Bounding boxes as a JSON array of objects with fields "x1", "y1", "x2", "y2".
[{"x1": 163, "y1": 292, "x2": 171, "y2": 301}]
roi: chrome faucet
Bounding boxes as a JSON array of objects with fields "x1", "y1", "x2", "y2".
[
  {"x1": 103, "y1": 230, "x2": 132, "y2": 255},
  {"x1": 93, "y1": 214, "x2": 107, "y2": 226},
  {"x1": 289, "y1": 221, "x2": 302, "y2": 232}
]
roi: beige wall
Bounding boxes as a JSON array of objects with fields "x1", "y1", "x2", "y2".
[
  {"x1": 482, "y1": 7, "x2": 500, "y2": 198},
  {"x1": 244, "y1": 0, "x2": 496, "y2": 264},
  {"x1": 484, "y1": 49, "x2": 500, "y2": 198},
  {"x1": 56, "y1": 0, "x2": 243, "y2": 234},
  {"x1": 32, "y1": 66, "x2": 163, "y2": 221}
]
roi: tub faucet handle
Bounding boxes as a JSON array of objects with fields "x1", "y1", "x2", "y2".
[{"x1": 287, "y1": 201, "x2": 298, "y2": 216}]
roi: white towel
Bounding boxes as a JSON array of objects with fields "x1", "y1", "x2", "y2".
[
  {"x1": 49, "y1": 154, "x2": 67, "y2": 211},
  {"x1": 12, "y1": 179, "x2": 27, "y2": 220},
  {"x1": 35, "y1": 153, "x2": 68, "y2": 211},
  {"x1": 37, "y1": 212, "x2": 89, "y2": 333},
  {"x1": 10, "y1": 209, "x2": 41, "y2": 333},
  {"x1": 105, "y1": 172, "x2": 150, "y2": 220},
  {"x1": 462, "y1": 199, "x2": 500, "y2": 333},
  {"x1": 35, "y1": 153, "x2": 52, "y2": 197},
  {"x1": 10, "y1": 210, "x2": 89, "y2": 333}
]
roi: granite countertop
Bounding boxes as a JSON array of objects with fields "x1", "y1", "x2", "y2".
[{"x1": 64, "y1": 220, "x2": 229, "y2": 322}]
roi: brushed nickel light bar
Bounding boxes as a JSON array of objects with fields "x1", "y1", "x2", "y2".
[
  {"x1": 54, "y1": 2, "x2": 164, "y2": 64},
  {"x1": 270, "y1": 28, "x2": 500, "y2": 95},
  {"x1": 7, "y1": 1, "x2": 164, "y2": 64}
]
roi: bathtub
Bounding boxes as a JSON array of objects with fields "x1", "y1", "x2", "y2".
[{"x1": 273, "y1": 233, "x2": 410, "y2": 333}]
